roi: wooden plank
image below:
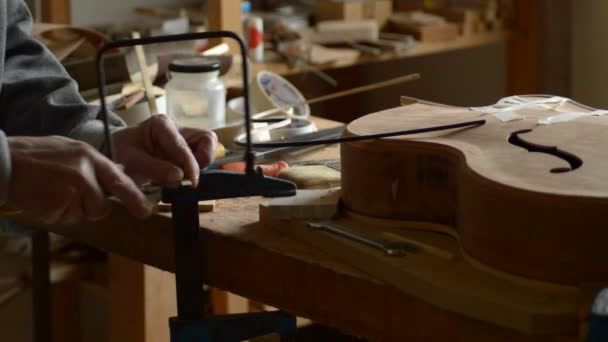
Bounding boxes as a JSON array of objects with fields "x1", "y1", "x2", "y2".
[
  {"x1": 259, "y1": 189, "x2": 341, "y2": 222},
  {"x1": 41, "y1": 0, "x2": 70, "y2": 24},
  {"x1": 108, "y1": 255, "x2": 145, "y2": 342},
  {"x1": 104, "y1": 256, "x2": 227, "y2": 342},
  {"x1": 109, "y1": 254, "x2": 177, "y2": 342}
]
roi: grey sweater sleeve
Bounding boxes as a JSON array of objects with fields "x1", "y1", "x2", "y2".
[
  {"x1": 0, "y1": 130, "x2": 10, "y2": 205},
  {"x1": 0, "y1": 0, "x2": 125, "y2": 205}
]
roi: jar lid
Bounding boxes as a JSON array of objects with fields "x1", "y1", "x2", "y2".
[{"x1": 169, "y1": 57, "x2": 220, "y2": 73}]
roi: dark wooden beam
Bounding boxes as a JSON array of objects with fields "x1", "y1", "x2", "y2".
[{"x1": 507, "y1": 0, "x2": 540, "y2": 94}]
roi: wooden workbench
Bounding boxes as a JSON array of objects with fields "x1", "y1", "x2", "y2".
[
  {"x1": 13, "y1": 173, "x2": 581, "y2": 341},
  {"x1": 11, "y1": 117, "x2": 583, "y2": 341}
]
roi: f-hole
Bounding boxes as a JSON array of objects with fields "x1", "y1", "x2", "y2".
[{"x1": 508, "y1": 129, "x2": 583, "y2": 173}]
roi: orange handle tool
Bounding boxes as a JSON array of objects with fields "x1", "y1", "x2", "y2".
[{"x1": 219, "y1": 161, "x2": 289, "y2": 177}]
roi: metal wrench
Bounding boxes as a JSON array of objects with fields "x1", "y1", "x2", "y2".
[{"x1": 307, "y1": 221, "x2": 417, "y2": 256}]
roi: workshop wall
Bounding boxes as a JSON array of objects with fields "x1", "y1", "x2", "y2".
[
  {"x1": 571, "y1": 0, "x2": 608, "y2": 108},
  {"x1": 538, "y1": 0, "x2": 571, "y2": 97},
  {"x1": 70, "y1": 0, "x2": 192, "y2": 27}
]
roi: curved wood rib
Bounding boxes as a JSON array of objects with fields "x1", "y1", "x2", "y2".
[{"x1": 341, "y1": 101, "x2": 608, "y2": 284}]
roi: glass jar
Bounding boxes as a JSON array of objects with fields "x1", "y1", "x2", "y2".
[{"x1": 165, "y1": 57, "x2": 226, "y2": 129}]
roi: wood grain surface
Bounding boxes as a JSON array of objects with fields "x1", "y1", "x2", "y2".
[{"x1": 341, "y1": 97, "x2": 608, "y2": 284}]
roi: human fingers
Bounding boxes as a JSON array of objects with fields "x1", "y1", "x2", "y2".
[
  {"x1": 56, "y1": 187, "x2": 85, "y2": 225},
  {"x1": 75, "y1": 153, "x2": 113, "y2": 221},
  {"x1": 120, "y1": 149, "x2": 185, "y2": 186},
  {"x1": 91, "y1": 153, "x2": 153, "y2": 219},
  {"x1": 179, "y1": 127, "x2": 218, "y2": 168},
  {"x1": 147, "y1": 115, "x2": 199, "y2": 185},
  {"x1": 41, "y1": 186, "x2": 78, "y2": 225}
]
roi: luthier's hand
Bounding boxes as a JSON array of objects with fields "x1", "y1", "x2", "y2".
[
  {"x1": 6, "y1": 136, "x2": 151, "y2": 224},
  {"x1": 112, "y1": 114, "x2": 217, "y2": 187},
  {"x1": 6, "y1": 115, "x2": 216, "y2": 225}
]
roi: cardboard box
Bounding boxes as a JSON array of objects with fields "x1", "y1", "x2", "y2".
[
  {"x1": 389, "y1": 13, "x2": 460, "y2": 42},
  {"x1": 316, "y1": 0, "x2": 365, "y2": 21},
  {"x1": 426, "y1": 7, "x2": 484, "y2": 36},
  {"x1": 363, "y1": 0, "x2": 394, "y2": 28}
]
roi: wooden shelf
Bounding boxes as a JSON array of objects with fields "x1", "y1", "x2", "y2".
[{"x1": 255, "y1": 31, "x2": 507, "y2": 76}]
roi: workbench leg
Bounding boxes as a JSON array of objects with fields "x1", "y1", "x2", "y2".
[
  {"x1": 108, "y1": 254, "x2": 230, "y2": 342},
  {"x1": 109, "y1": 254, "x2": 176, "y2": 342},
  {"x1": 31, "y1": 229, "x2": 51, "y2": 342}
]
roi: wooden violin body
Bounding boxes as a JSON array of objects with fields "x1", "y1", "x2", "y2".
[{"x1": 341, "y1": 96, "x2": 608, "y2": 284}]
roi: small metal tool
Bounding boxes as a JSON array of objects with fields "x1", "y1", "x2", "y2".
[
  {"x1": 307, "y1": 221, "x2": 417, "y2": 256},
  {"x1": 346, "y1": 41, "x2": 382, "y2": 56},
  {"x1": 296, "y1": 59, "x2": 339, "y2": 87}
]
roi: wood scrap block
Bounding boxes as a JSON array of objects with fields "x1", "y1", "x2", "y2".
[
  {"x1": 316, "y1": 0, "x2": 365, "y2": 21},
  {"x1": 426, "y1": 8, "x2": 484, "y2": 36},
  {"x1": 259, "y1": 189, "x2": 341, "y2": 223},
  {"x1": 389, "y1": 12, "x2": 460, "y2": 42},
  {"x1": 309, "y1": 44, "x2": 361, "y2": 65},
  {"x1": 313, "y1": 20, "x2": 379, "y2": 44},
  {"x1": 157, "y1": 200, "x2": 216, "y2": 213},
  {"x1": 278, "y1": 165, "x2": 341, "y2": 189},
  {"x1": 363, "y1": 0, "x2": 394, "y2": 28}
]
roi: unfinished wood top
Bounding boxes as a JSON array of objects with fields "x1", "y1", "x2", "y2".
[
  {"x1": 341, "y1": 98, "x2": 608, "y2": 283},
  {"x1": 346, "y1": 101, "x2": 608, "y2": 198}
]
